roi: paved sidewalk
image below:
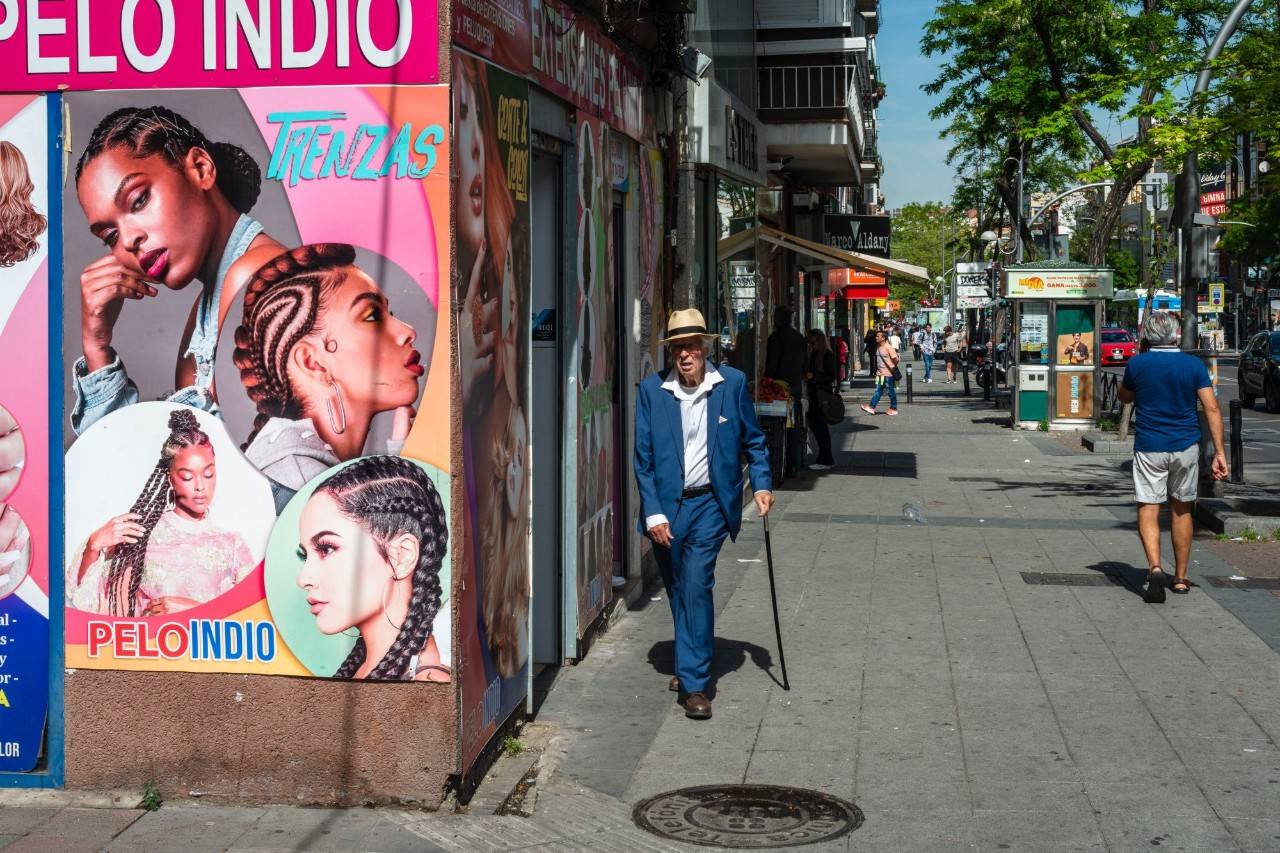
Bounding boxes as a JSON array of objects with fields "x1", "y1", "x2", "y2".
[{"x1": 3, "y1": 378, "x2": 1279, "y2": 851}]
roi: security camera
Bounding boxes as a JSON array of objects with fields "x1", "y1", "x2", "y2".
[{"x1": 681, "y1": 47, "x2": 712, "y2": 81}]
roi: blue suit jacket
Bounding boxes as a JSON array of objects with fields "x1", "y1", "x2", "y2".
[{"x1": 634, "y1": 362, "x2": 773, "y2": 540}]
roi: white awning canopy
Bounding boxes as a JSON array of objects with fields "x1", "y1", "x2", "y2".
[{"x1": 717, "y1": 224, "x2": 929, "y2": 283}]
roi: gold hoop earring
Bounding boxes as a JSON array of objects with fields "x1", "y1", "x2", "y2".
[
  {"x1": 382, "y1": 575, "x2": 404, "y2": 631},
  {"x1": 326, "y1": 381, "x2": 347, "y2": 435}
]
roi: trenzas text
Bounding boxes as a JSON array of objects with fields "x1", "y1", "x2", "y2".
[
  {"x1": 87, "y1": 620, "x2": 277, "y2": 662},
  {"x1": 265, "y1": 110, "x2": 445, "y2": 186}
]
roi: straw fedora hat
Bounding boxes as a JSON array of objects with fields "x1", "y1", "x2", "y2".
[{"x1": 660, "y1": 308, "x2": 718, "y2": 344}]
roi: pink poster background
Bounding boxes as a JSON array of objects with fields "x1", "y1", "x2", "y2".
[{"x1": 0, "y1": 0, "x2": 438, "y2": 91}]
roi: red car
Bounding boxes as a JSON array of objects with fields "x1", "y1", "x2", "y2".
[{"x1": 1101, "y1": 328, "x2": 1137, "y2": 364}]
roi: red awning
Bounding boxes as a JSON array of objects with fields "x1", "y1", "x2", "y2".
[{"x1": 841, "y1": 283, "x2": 889, "y2": 299}]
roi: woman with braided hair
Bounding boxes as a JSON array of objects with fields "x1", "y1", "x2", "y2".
[
  {"x1": 232, "y1": 244, "x2": 424, "y2": 511},
  {"x1": 296, "y1": 455, "x2": 449, "y2": 682},
  {"x1": 71, "y1": 105, "x2": 284, "y2": 435},
  {"x1": 67, "y1": 407, "x2": 255, "y2": 616}
]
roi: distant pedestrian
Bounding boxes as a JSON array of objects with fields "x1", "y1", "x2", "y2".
[
  {"x1": 911, "y1": 326, "x2": 923, "y2": 360},
  {"x1": 765, "y1": 305, "x2": 808, "y2": 477},
  {"x1": 835, "y1": 335, "x2": 850, "y2": 389},
  {"x1": 889, "y1": 328, "x2": 902, "y2": 354},
  {"x1": 1117, "y1": 312, "x2": 1228, "y2": 602},
  {"x1": 805, "y1": 329, "x2": 838, "y2": 470},
  {"x1": 863, "y1": 326, "x2": 878, "y2": 378},
  {"x1": 943, "y1": 325, "x2": 963, "y2": 383},
  {"x1": 920, "y1": 323, "x2": 937, "y2": 382},
  {"x1": 860, "y1": 330, "x2": 900, "y2": 416},
  {"x1": 635, "y1": 309, "x2": 773, "y2": 718}
]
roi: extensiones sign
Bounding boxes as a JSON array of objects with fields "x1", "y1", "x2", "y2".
[{"x1": 0, "y1": 0, "x2": 438, "y2": 90}]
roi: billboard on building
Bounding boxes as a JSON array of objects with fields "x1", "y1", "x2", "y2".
[
  {"x1": 574, "y1": 115, "x2": 616, "y2": 634},
  {"x1": 452, "y1": 53, "x2": 532, "y2": 771},
  {"x1": 59, "y1": 85, "x2": 453, "y2": 681},
  {"x1": 453, "y1": 0, "x2": 533, "y2": 74},
  {"x1": 0, "y1": 1, "x2": 439, "y2": 91},
  {"x1": 822, "y1": 214, "x2": 892, "y2": 258},
  {"x1": 0, "y1": 94, "x2": 53, "y2": 772}
]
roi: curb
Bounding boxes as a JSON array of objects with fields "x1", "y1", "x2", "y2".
[{"x1": 1195, "y1": 496, "x2": 1280, "y2": 537}]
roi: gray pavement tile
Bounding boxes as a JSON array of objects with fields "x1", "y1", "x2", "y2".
[
  {"x1": 0, "y1": 809, "x2": 56, "y2": 837},
  {"x1": 1083, "y1": 780, "x2": 1218, "y2": 819},
  {"x1": 969, "y1": 779, "x2": 1088, "y2": 813},
  {"x1": 965, "y1": 752, "x2": 1082, "y2": 783},
  {"x1": 104, "y1": 805, "x2": 265, "y2": 852},
  {"x1": 7, "y1": 807, "x2": 143, "y2": 851},
  {"x1": 1222, "y1": 817, "x2": 1280, "y2": 852},
  {"x1": 227, "y1": 807, "x2": 425, "y2": 853},
  {"x1": 1095, "y1": 812, "x2": 1243, "y2": 852},
  {"x1": 838, "y1": 811, "x2": 979, "y2": 852},
  {"x1": 853, "y1": 777, "x2": 973, "y2": 816},
  {"x1": 0, "y1": 835, "x2": 19, "y2": 851},
  {"x1": 970, "y1": 807, "x2": 1108, "y2": 853},
  {"x1": 744, "y1": 749, "x2": 856, "y2": 798}
]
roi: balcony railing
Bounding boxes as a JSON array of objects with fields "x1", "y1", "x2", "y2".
[{"x1": 759, "y1": 64, "x2": 856, "y2": 112}]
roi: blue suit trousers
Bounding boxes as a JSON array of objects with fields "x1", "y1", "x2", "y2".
[{"x1": 653, "y1": 492, "x2": 728, "y2": 694}]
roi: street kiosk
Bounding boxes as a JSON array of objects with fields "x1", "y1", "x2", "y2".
[{"x1": 1005, "y1": 263, "x2": 1115, "y2": 429}]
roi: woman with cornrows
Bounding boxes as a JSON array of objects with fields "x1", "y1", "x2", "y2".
[
  {"x1": 295, "y1": 455, "x2": 450, "y2": 682},
  {"x1": 232, "y1": 244, "x2": 423, "y2": 510},
  {"x1": 67, "y1": 407, "x2": 255, "y2": 616},
  {"x1": 71, "y1": 106, "x2": 285, "y2": 435}
]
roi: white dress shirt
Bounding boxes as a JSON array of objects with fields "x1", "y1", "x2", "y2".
[{"x1": 645, "y1": 367, "x2": 723, "y2": 530}]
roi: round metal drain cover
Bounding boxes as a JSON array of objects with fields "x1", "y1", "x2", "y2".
[{"x1": 632, "y1": 784, "x2": 863, "y2": 848}]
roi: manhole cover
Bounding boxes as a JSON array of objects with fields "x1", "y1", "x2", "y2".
[{"x1": 632, "y1": 784, "x2": 863, "y2": 848}]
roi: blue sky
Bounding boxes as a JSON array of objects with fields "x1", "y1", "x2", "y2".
[{"x1": 876, "y1": 0, "x2": 956, "y2": 207}]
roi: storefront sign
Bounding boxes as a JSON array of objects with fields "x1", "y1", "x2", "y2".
[
  {"x1": 453, "y1": 0, "x2": 533, "y2": 73},
  {"x1": 0, "y1": 1, "x2": 439, "y2": 90},
  {"x1": 725, "y1": 105, "x2": 757, "y2": 174},
  {"x1": 530, "y1": 0, "x2": 645, "y2": 141},
  {"x1": 1005, "y1": 268, "x2": 1114, "y2": 299},
  {"x1": 1199, "y1": 169, "x2": 1227, "y2": 217},
  {"x1": 822, "y1": 214, "x2": 891, "y2": 258},
  {"x1": 60, "y1": 86, "x2": 453, "y2": 683},
  {"x1": 0, "y1": 94, "x2": 52, "y2": 772}
]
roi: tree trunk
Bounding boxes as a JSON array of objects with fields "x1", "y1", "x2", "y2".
[{"x1": 1085, "y1": 159, "x2": 1151, "y2": 265}]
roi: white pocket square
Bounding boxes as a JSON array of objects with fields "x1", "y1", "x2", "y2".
[{"x1": 718, "y1": 415, "x2": 728, "y2": 424}]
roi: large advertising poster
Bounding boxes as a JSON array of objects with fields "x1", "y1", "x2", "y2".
[
  {"x1": 0, "y1": 1, "x2": 439, "y2": 91},
  {"x1": 60, "y1": 86, "x2": 454, "y2": 682},
  {"x1": 453, "y1": 53, "x2": 531, "y2": 771},
  {"x1": 635, "y1": 146, "x2": 664, "y2": 564},
  {"x1": 574, "y1": 115, "x2": 615, "y2": 634},
  {"x1": 0, "y1": 94, "x2": 52, "y2": 773}
]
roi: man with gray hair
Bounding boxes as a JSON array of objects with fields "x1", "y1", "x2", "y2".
[{"x1": 1119, "y1": 311, "x2": 1227, "y2": 602}]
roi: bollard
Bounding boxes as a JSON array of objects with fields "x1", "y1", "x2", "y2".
[
  {"x1": 1229, "y1": 399, "x2": 1244, "y2": 484},
  {"x1": 962, "y1": 358, "x2": 971, "y2": 396},
  {"x1": 906, "y1": 364, "x2": 914, "y2": 404}
]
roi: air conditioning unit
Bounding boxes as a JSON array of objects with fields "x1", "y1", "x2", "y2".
[{"x1": 791, "y1": 191, "x2": 820, "y2": 210}]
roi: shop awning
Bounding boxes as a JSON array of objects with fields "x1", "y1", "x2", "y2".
[{"x1": 717, "y1": 225, "x2": 929, "y2": 283}]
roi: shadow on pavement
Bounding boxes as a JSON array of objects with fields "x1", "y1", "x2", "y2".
[
  {"x1": 1085, "y1": 560, "x2": 1148, "y2": 599},
  {"x1": 647, "y1": 638, "x2": 783, "y2": 699}
]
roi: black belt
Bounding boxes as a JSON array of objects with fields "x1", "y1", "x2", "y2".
[{"x1": 681, "y1": 484, "x2": 713, "y2": 499}]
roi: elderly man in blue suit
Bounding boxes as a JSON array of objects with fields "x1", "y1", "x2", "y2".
[{"x1": 635, "y1": 308, "x2": 774, "y2": 719}]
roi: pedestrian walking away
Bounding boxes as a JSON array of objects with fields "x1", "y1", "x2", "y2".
[
  {"x1": 764, "y1": 305, "x2": 809, "y2": 477},
  {"x1": 861, "y1": 329, "x2": 900, "y2": 416},
  {"x1": 920, "y1": 323, "x2": 938, "y2": 382},
  {"x1": 1118, "y1": 312, "x2": 1228, "y2": 602},
  {"x1": 911, "y1": 325, "x2": 923, "y2": 360},
  {"x1": 943, "y1": 324, "x2": 963, "y2": 383},
  {"x1": 889, "y1": 328, "x2": 903, "y2": 355},
  {"x1": 634, "y1": 308, "x2": 774, "y2": 719},
  {"x1": 805, "y1": 328, "x2": 839, "y2": 469},
  {"x1": 864, "y1": 325, "x2": 879, "y2": 378}
]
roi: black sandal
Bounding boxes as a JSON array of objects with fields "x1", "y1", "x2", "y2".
[
  {"x1": 1144, "y1": 567, "x2": 1167, "y2": 604},
  {"x1": 1171, "y1": 576, "x2": 1191, "y2": 595}
]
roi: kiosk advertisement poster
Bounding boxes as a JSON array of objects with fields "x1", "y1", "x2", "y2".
[
  {"x1": 60, "y1": 85, "x2": 454, "y2": 682},
  {"x1": 0, "y1": 95, "x2": 52, "y2": 772},
  {"x1": 575, "y1": 115, "x2": 615, "y2": 635},
  {"x1": 453, "y1": 53, "x2": 531, "y2": 770}
]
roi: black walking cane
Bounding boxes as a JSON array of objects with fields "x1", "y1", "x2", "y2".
[{"x1": 762, "y1": 514, "x2": 791, "y2": 691}]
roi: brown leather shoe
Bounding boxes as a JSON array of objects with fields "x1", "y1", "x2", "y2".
[
  {"x1": 668, "y1": 676, "x2": 680, "y2": 692},
  {"x1": 683, "y1": 692, "x2": 712, "y2": 719}
]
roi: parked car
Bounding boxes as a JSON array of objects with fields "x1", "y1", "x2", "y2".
[
  {"x1": 1239, "y1": 330, "x2": 1280, "y2": 413},
  {"x1": 1100, "y1": 328, "x2": 1137, "y2": 364}
]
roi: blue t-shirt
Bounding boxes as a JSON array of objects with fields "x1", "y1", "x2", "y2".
[{"x1": 1121, "y1": 349, "x2": 1211, "y2": 453}]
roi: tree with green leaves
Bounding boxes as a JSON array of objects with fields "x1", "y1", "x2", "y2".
[
  {"x1": 923, "y1": 0, "x2": 1246, "y2": 265},
  {"x1": 889, "y1": 202, "x2": 971, "y2": 306}
]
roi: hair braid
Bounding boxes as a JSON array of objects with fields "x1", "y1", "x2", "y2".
[
  {"x1": 76, "y1": 106, "x2": 262, "y2": 213},
  {"x1": 104, "y1": 408, "x2": 212, "y2": 616},
  {"x1": 319, "y1": 456, "x2": 448, "y2": 681},
  {"x1": 233, "y1": 244, "x2": 356, "y2": 448}
]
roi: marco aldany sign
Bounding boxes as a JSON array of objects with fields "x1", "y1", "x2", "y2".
[
  {"x1": 1005, "y1": 267, "x2": 1114, "y2": 299},
  {"x1": 822, "y1": 215, "x2": 891, "y2": 258}
]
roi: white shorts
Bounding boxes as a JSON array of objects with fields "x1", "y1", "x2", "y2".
[{"x1": 1134, "y1": 446, "x2": 1199, "y2": 504}]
